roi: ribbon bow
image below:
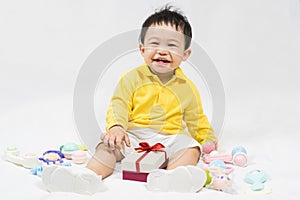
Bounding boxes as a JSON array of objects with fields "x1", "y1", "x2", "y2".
[{"x1": 134, "y1": 142, "x2": 165, "y2": 153}]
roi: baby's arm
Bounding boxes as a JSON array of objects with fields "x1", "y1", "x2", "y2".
[
  {"x1": 104, "y1": 73, "x2": 135, "y2": 150},
  {"x1": 106, "y1": 73, "x2": 134, "y2": 131},
  {"x1": 186, "y1": 113, "x2": 218, "y2": 154},
  {"x1": 183, "y1": 85, "x2": 218, "y2": 153}
]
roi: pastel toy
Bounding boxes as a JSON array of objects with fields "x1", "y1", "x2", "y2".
[
  {"x1": 203, "y1": 146, "x2": 248, "y2": 167},
  {"x1": 77, "y1": 144, "x2": 88, "y2": 151},
  {"x1": 202, "y1": 141, "x2": 216, "y2": 154},
  {"x1": 244, "y1": 170, "x2": 269, "y2": 191},
  {"x1": 71, "y1": 150, "x2": 87, "y2": 164},
  {"x1": 231, "y1": 146, "x2": 247, "y2": 167},
  {"x1": 39, "y1": 150, "x2": 65, "y2": 165},
  {"x1": 30, "y1": 166, "x2": 43, "y2": 177},
  {"x1": 2, "y1": 146, "x2": 39, "y2": 169},
  {"x1": 210, "y1": 174, "x2": 232, "y2": 192},
  {"x1": 203, "y1": 151, "x2": 232, "y2": 164},
  {"x1": 60, "y1": 142, "x2": 88, "y2": 160},
  {"x1": 208, "y1": 160, "x2": 227, "y2": 169},
  {"x1": 60, "y1": 142, "x2": 80, "y2": 159},
  {"x1": 231, "y1": 146, "x2": 247, "y2": 155},
  {"x1": 206, "y1": 160, "x2": 234, "y2": 175},
  {"x1": 31, "y1": 162, "x2": 71, "y2": 177},
  {"x1": 204, "y1": 165, "x2": 233, "y2": 193}
]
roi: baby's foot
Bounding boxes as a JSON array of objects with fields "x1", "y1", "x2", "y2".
[
  {"x1": 42, "y1": 165, "x2": 105, "y2": 195},
  {"x1": 146, "y1": 165, "x2": 207, "y2": 193}
]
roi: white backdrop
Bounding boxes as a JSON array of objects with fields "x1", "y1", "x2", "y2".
[{"x1": 0, "y1": 0, "x2": 300, "y2": 199}]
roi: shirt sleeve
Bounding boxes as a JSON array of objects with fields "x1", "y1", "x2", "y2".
[
  {"x1": 183, "y1": 84, "x2": 218, "y2": 144},
  {"x1": 105, "y1": 74, "x2": 133, "y2": 131}
]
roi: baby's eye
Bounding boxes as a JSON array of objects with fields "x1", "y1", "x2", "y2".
[
  {"x1": 150, "y1": 42, "x2": 159, "y2": 45},
  {"x1": 168, "y1": 44, "x2": 177, "y2": 47}
]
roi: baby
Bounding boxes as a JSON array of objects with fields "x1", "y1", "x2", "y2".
[{"x1": 42, "y1": 5, "x2": 218, "y2": 194}]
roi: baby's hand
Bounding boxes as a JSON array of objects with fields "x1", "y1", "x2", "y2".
[{"x1": 101, "y1": 125, "x2": 131, "y2": 150}]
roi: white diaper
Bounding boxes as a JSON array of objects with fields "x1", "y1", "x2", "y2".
[{"x1": 120, "y1": 128, "x2": 201, "y2": 158}]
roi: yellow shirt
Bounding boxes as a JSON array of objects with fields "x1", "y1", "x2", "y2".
[{"x1": 106, "y1": 63, "x2": 217, "y2": 144}]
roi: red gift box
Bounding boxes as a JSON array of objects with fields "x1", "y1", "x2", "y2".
[{"x1": 121, "y1": 142, "x2": 169, "y2": 182}]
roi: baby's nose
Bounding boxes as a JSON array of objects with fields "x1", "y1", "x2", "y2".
[{"x1": 157, "y1": 48, "x2": 168, "y2": 55}]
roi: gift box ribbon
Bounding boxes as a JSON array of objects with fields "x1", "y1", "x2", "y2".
[{"x1": 134, "y1": 142, "x2": 167, "y2": 173}]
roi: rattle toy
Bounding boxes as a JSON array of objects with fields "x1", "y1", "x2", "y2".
[
  {"x1": 30, "y1": 162, "x2": 71, "y2": 177},
  {"x1": 204, "y1": 160, "x2": 233, "y2": 193},
  {"x1": 244, "y1": 170, "x2": 269, "y2": 191},
  {"x1": 2, "y1": 146, "x2": 39, "y2": 169},
  {"x1": 60, "y1": 142, "x2": 87, "y2": 160},
  {"x1": 208, "y1": 174, "x2": 232, "y2": 192},
  {"x1": 204, "y1": 160, "x2": 234, "y2": 175},
  {"x1": 203, "y1": 146, "x2": 247, "y2": 167},
  {"x1": 231, "y1": 146, "x2": 247, "y2": 167},
  {"x1": 39, "y1": 150, "x2": 65, "y2": 165},
  {"x1": 30, "y1": 165, "x2": 43, "y2": 177}
]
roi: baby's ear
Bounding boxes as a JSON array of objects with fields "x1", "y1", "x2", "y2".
[
  {"x1": 139, "y1": 43, "x2": 145, "y2": 54},
  {"x1": 182, "y1": 49, "x2": 191, "y2": 61}
]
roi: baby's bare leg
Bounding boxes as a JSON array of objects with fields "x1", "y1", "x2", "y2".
[
  {"x1": 166, "y1": 147, "x2": 200, "y2": 170},
  {"x1": 86, "y1": 143, "x2": 124, "y2": 179}
]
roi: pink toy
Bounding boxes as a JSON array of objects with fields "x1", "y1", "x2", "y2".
[
  {"x1": 203, "y1": 153, "x2": 232, "y2": 164},
  {"x1": 71, "y1": 150, "x2": 87, "y2": 164},
  {"x1": 203, "y1": 146, "x2": 247, "y2": 167},
  {"x1": 210, "y1": 174, "x2": 232, "y2": 192},
  {"x1": 232, "y1": 153, "x2": 247, "y2": 167},
  {"x1": 231, "y1": 146, "x2": 247, "y2": 167},
  {"x1": 202, "y1": 141, "x2": 216, "y2": 154},
  {"x1": 204, "y1": 161, "x2": 233, "y2": 193}
]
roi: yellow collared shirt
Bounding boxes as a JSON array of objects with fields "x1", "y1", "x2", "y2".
[{"x1": 106, "y1": 63, "x2": 217, "y2": 144}]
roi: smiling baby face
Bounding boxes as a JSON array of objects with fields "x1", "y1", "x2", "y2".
[{"x1": 139, "y1": 23, "x2": 191, "y2": 76}]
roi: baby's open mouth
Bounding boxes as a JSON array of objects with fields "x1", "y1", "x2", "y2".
[{"x1": 152, "y1": 58, "x2": 171, "y2": 63}]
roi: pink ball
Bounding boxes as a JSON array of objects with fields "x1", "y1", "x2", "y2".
[
  {"x1": 233, "y1": 153, "x2": 247, "y2": 167},
  {"x1": 202, "y1": 141, "x2": 216, "y2": 154}
]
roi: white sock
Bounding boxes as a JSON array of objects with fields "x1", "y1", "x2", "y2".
[
  {"x1": 146, "y1": 165, "x2": 207, "y2": 193},
  {"x1": 42, "y1": 165, "x2": 106, "y2": 195}
]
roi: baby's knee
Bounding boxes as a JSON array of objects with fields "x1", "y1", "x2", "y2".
[
  {"x1": 95, "y1": 143, "x2": 106, "y2": 152},
  {"x1": 94, "y1": 143, "x2": 124, "y2": 162},
  {"x1": 190, "y1": 146, "x2": 201, "y2": 160}
]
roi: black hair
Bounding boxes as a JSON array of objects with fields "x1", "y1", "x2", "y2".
[{"x1": 139, "y1": 5, "x2": 192, "y2": 50}]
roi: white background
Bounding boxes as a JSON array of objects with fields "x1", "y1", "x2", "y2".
[{"x1": 0, "y1": 0, "x2": 300, "y2": 199}]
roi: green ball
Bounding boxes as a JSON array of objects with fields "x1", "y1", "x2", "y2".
[{"x1": 62, "y1": 142, "x2": 79, "y2": 152}]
